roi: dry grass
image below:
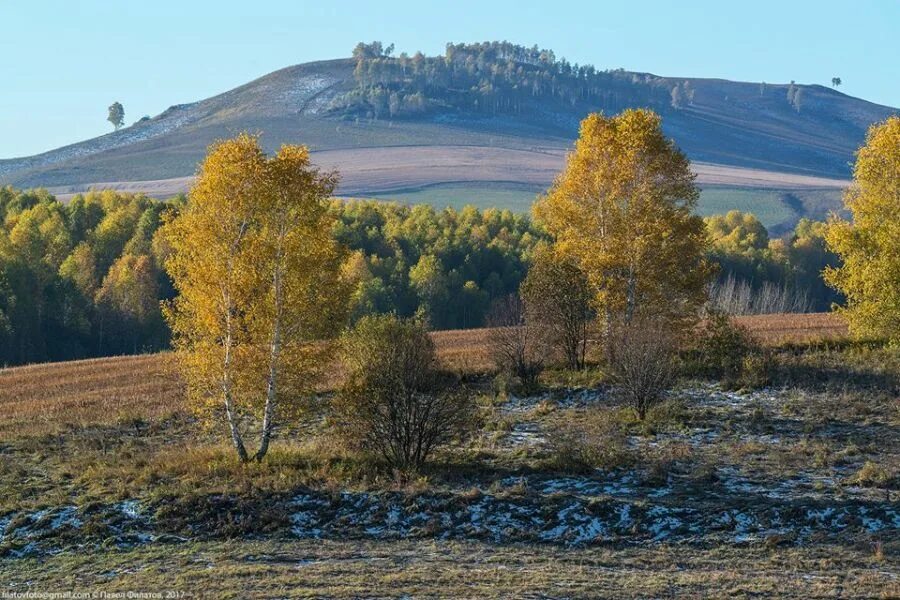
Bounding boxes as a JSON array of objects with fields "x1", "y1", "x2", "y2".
[
  {"x1": 433, "y1": 313, "x2": 850, "y2": 373},
  {"x1": 733, "y1": 312, "x2": 848, "y2": 344},
  {"x1": 2, "y1": 539, "x2": 896, "y2": 599},
  {"x1": 0, "y1": 312, "x2": 895, "y2": 595}
]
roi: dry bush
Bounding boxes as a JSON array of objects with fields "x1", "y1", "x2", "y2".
[
  {"x1": 333, "y1": 315, "x2": 476, "y2": 472},
  {"x1": 548, "y1": 408, "x2": 633, "y2": 472},
  {"x1": 607, "y1": 318, "x2": 678, "y2": 420},
  {"x1": 486, "y1": 294, "x2": 544, "y2": 393},
  {"x1": 850, "y1": 461, "x2": 895, "y2": 488}
]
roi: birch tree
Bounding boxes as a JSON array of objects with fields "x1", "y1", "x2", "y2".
[
  {"x1": 162, "y1": 134, "x2": 349, "y2": 461},
  {"x1": 825, "y1": 116, "x2": 900, "y2": 343},
  {"x1": 534, "y1": 109, "x2": 712, "y2": 334}
]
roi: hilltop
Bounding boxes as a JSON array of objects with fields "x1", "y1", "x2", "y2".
[{"x1": 0, "y1": 43, "x2": 895, "y2": 228}]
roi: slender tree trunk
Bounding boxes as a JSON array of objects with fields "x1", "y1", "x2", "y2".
[
  {"x1": 625, "y1": 264, "x2": 637, "y2": 324},
  {"x1": 256, "y1": 257, "x2": 284, "y2": 462},
  {"x1": 222, "y1": 306, "x2": 249, "y2": 462}
]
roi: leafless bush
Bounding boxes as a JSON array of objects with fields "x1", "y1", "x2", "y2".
[
  {"x1": 709, "y1": 274, "x2": 812, "y2": 315},
  {"x1": 487, "y1": 294, "x2": 543, "y2": 393},
  {"x1": 607, "y1": 318, "x2": 677, "y2": 419},
  {"x1": 334, "y1": 315, "x2": 476, "y2": 471}
]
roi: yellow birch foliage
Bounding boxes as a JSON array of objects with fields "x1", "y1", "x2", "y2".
[
  {"x1": 534, "y1": 109, "x2": 712, "y2": 328},
  {"x1": 160, "y1": 134, "x2": 350, "y2": 458},
  {"x1": 824, "y1": 116, "x2": 900, "y2": 343}
]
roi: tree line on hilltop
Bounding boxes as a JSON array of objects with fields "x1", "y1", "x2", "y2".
[{"x1": 333, "y1": 41, "x2": 670, "y2": 119}]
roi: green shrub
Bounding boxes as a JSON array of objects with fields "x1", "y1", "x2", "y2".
[
  {"x1": 334, "y1": 315, "x2": 476, "y2": 472},
  {"x1": 696, "y1": 311, "x2": 761, "y2": 388},
  {"x1": 739, "y1": 350, "x2": 777, "y2": 389}
]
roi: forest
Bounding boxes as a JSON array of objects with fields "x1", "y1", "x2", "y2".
[
  {"x1": 332, "y1": 41, "x2": 673, "y2": 119},
  {"x1": 0, "y1": 184, "x2": 837, "y2": 367}
]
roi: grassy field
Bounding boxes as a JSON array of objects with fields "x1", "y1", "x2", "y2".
[
  {"x1": 361, "y1": 183, "x2": 842, "y2": 232},
  {"x1": 697, "y1": 187, "x2": 796, "y2": 227},
  {"x1": 1, "y1": 312, "x2": 897, "y2": 598},
  {"x1": 368, "y1": 182, "x2": 542, "y2": 212},
  {"x1": 4, "y1": 540, "x2": 895, "y2": 598}
]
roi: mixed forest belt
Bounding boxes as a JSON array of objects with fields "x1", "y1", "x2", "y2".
[{"x1": 2, "y1": 473, "x2": 896, "y2": 558}]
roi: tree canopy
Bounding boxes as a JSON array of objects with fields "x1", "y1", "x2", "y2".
[
  {"x1": 825, "y1": 116, "x2": 900, "y2": 343},
  {"x1": 535, "y1": 109, "x2": 713, "y2": 329},
  {"x1": 161, "y1": 134, "x2": 350, "y2": 461},
  {"x1": 107, "y1": 102, "x2": 125, "y2": 130},
  {"x1": 334, "y1": 41, "x2": 670, "y2": 119}
]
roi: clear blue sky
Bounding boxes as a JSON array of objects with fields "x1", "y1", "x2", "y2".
[{"x1": 1, "y1": 0, "x2": 897, "y2": 158}]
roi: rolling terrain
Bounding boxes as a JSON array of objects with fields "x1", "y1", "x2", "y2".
[{"x1": 1, "y1": 50, "x2": 895, "y2": 230}]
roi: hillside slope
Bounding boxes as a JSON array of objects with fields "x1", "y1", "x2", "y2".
[{"x1": 0, "y1": 52, "x2": 895, "y2": 196}]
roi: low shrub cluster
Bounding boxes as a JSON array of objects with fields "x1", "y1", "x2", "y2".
[
  {"x1": 333, "y1": 315, "x2": 477, "y2": 472},
  {"x1": 547, "y1": 408, "x2": 634, "y2": 472},
  {"x1": 690, "y1": 310, "x2": 774, "y2": 389}
]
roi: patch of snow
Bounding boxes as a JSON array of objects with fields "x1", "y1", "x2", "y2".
[
  {"x1": 118, "y1": 500, "x2": 141, "y2": 519},
  {"x1": 505, "y1": 423, "x2": 546, "y2": 447},
  {"x1": 541, "y1": 473, "x2": 636, "y2": 498},
  {"x1": 646, "y1": 506, "x2": 684, "y2": 541},
  {"x1": 49, "y1": 506, "x2": 82, "y2": 531}
]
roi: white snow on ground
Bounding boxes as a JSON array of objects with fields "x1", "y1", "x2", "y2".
[
  {"x1": 0, "y1": 105, "x2": 199, "y2": 177},
  {"x1": 541, "y1": 473, "x2": 637, "y2": 497},
  {"x1": 678, "y1": 384, "x2": 782, "y2": 409},
  {"x1": 0, "y1": 515, "x2": 10, "y2": 543},
  {"x1": 539, "y1": 502, "x2": 608, "y2": 544},
  {"x1": 118, "y1": 500, "x2": 141, "y2": 519},
  {"x1": 49, "y1": 506, "x2": 81, "y2": 531},
  {"x1": 645, "y1": 506, "x2": 685, "y2": 541},
  {"x1": 505, "y1": 422, "x2": 546, "y2": 447},
  {"x1": 501, "y1": 388, "x2": 605, "y2": 414}
]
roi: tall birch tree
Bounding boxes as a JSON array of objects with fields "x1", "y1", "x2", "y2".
[
  {"x1": 534, "y1": 109, "x2": 712, "y2": 333},
  {"x1": 161, "y1": 134, "x2": 349, "y2": 461}
]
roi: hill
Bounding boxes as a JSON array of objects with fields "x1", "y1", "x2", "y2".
[{"x1": 0, "y1": 43, "x2": 895, "y2": 228}]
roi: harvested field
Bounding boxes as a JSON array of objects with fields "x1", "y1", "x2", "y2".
[
  {"x1": 46, "y1": 147, "x2": 849, "y2": 202},
  {"x1": 735, "y1": 312, "x2": 849, "y2": 344},
  {"x1": 433, "y1": 312, "x2": 850, "y2": 371},
  {"x1": 0, "y1": 313, "x2": 849, "y2": 434},
  {"x1": 0, "y1": 353, "x2": 182, "y2": 438}
]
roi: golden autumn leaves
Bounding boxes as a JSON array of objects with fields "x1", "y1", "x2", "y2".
[
  {"x1": 824, "y1": 116, "x2": 900, "y2": 343},
  {"x1": 534, "y1": 109, "x2": 713, "y2": 331},
  {"x1": 159, "y1": 134, "x2": 350, "y2": 461}
]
